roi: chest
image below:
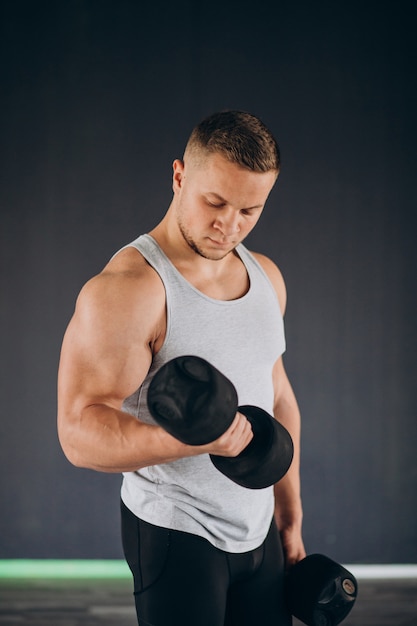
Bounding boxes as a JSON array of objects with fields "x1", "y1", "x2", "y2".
[{"x1": 178, "y1": 256, "x2": 250, "y2": 301}]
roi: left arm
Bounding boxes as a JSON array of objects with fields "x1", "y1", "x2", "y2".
[
  {"x1": 272, "y1": 356, "x2": 306, "y2": 566},
  {"x1": 254, "y1": 251, "x2": 306, "y2": 566}
]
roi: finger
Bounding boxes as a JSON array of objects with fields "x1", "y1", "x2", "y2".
[
  {"x1": 234, "y1": 412, "x2": 252, "y2": 435},
  {"x1": 220, "y1": 413, "x2": 245, "y2": 441},
  {"x1": 231, "y1": 414, "x2": 254, "y2": 453}
]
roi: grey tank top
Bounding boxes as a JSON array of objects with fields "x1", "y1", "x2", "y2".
[{"x1": 119, "y1": 234, "x2": 286, "y2": 552}]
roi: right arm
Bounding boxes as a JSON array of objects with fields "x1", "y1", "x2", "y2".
[{"x1": 57, "y1": 250, "x2": 252, "y2": 473}]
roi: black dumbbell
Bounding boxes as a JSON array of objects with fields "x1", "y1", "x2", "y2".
[
  {"x1": 286, "y1": 554, "x2": 358, "y2": 626},
  {"x1": 146, "y1": 355, "x2": 294, "y2": 489}
]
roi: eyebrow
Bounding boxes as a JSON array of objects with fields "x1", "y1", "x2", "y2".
[{"x1": 206, "y1": 192, "x2": 263, "y2": 210}]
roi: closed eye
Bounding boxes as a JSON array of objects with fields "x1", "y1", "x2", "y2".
[
  {"x1": 241, "y1": 208, "x2": 260, "y2": 217},
  {"x1": 207, "y1": 200, "x2": 226, "y2": 208}
]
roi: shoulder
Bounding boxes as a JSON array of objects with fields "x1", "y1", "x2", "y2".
[
  {"x1": 74, "y1": 246, "x2": 166, "y2": 340},
  {"x1": 82, "y1": 246, "x2": 163, "y2": 301},
  {"x1": 250, "y1": 251, "x2": 287, "y2": 316}
]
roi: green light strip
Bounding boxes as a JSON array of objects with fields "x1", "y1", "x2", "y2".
[
  {"x1": 1, "y1": 560, "x2": 417, "y2": 580},
  {"x1": 0, "y1": 560, "x2": 131, "y2": 579}
]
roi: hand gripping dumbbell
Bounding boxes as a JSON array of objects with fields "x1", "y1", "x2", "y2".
[
  {"x1": 146, "y1": 355, "x2": 294, "y2": 489},
  {"x1": 286, "y1": 554, "x2": 358, "y2": 626}
]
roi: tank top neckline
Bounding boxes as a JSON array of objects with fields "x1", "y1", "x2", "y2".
[{"x1": 142, "y1": 234, "x2": 253, "y2": 305}]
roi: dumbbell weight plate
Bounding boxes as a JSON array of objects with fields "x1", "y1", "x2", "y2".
[{"x1": 147, "y1": 355, "x2": 238, "y2": 446}]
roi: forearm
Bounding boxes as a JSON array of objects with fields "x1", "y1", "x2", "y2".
[
  {"x1": 273, "y1": 385, "x2": 303, "y2": 528},
  {"x1": 274, "y1": 465, "x2": 303, "y2": 529},
  {"x1": 58, "y1": 403, "x2": 195, "y2": 473},
  {"x1": 273, "y1": 384, "x2": 306, "y2": 564}
]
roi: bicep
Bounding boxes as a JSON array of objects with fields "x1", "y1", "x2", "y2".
[
  {"x1": 58, "y1": 284, "x2": 153, "y2": 416},
  {"x1": 59, "y1": 320, "x2": 150, "y2": 412}
]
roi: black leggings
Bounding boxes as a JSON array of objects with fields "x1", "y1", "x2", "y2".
[{"x1": 121, "y1": 501, "x2": 292, "y2": 626}]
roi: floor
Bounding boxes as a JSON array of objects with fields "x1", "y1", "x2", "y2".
[{"x1": 0, "y1": 576, "x2": 416, "y2": 626}]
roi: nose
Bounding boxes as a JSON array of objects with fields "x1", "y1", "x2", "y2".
[{"x1": 213, "y1": 209, "x2": 240, "y2": 238}]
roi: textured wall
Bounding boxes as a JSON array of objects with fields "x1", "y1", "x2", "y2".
[{"x1": 1, "y1": 1, "x2": 415, "y2": 562}]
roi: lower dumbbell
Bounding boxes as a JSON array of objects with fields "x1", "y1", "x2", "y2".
[{"x1": 286, "y1": 553, "x2": 358, "y2": 626}]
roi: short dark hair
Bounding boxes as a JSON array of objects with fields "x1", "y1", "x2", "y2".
[{"x1": 184, "y1": 110, "x2": 280, "y2": 173}]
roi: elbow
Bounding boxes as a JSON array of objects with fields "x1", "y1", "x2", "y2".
[
  {"x1": 58, "y1": 432, "x2": 86, "y2": 469},
  {"x1": 57, "y1": 415, "x2": 89, "y2": 469},
  {"x1": 62, "y1": 447, "x2": 85, "y2": 469}
]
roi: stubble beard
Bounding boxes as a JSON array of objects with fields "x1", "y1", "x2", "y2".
[{"x1": 177, "y1": 219, "x2": 234, "y2": 261}]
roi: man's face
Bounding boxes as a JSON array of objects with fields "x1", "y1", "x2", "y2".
[{"x1": 172, "y1": 152, "x2": 277, "y2": 261}]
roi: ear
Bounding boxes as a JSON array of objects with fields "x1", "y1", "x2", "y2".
[{"x1": 172, "y1": 159, "x2": 185, "y2": 193}]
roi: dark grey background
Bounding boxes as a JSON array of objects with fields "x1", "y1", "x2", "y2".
[{"x1": 1, "y1": 1, "x2": 416, "y2": 563}]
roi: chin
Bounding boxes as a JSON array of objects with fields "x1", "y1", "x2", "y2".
[
  {"x1": 194, "y1": 244, "x2": 233, "y2": 261},
  {"x1": 182, "y1": 228, "x2": 236, "y2": 260}
]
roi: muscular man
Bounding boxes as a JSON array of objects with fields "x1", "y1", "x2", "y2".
[{"x1": 58, "y1": 110, "x2": 306, "y2": 625}]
